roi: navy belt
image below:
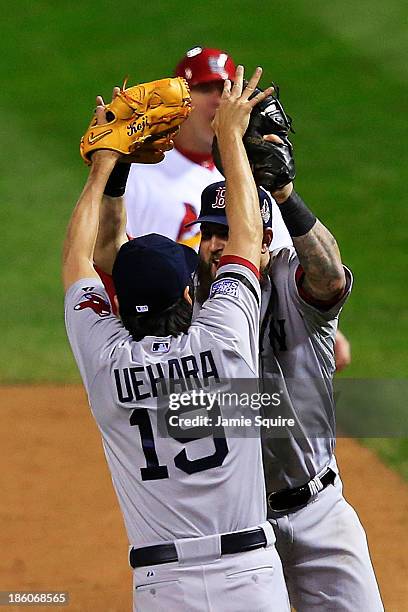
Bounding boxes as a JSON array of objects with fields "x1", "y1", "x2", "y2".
[
  {"x1": 130, "y1": 527, "x2": 267, "y2": 568},
  {"x1": 268, "y1": 468, "x2": 336, "y2": 512}
]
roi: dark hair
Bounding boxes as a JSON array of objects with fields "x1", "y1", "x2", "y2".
[{"x1": 120, "y1": 297, "x2": 193, "y2": 342}]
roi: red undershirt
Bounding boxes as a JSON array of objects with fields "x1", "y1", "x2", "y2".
[{"x1": 174, "y1": 143, "x2": 215, "y2": 170}]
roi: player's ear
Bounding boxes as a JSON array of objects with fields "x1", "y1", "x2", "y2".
[
  {"x1": 183, "y1": 286, "x2": 193, "y2": 305},
  {"x1": 261, "y1": 228, "x2": 273, "y2": 253}
]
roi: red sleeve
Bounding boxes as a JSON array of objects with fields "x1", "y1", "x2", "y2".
[
  {"x1": 219, "y1": 255, "x2": 260, "y2": 280},
  {"x1": 295, "y1": 265, "x2": 346, "y2": 310},
  {"x1": 94, "y1": 265, "x2": 118, "y2": 314},
  {"x1": 92, "y1": 234, "x2": 134, "y2": 315}
]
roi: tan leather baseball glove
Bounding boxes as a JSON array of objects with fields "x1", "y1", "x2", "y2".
[{"x1": 80, "y1": 77, "x2": 191, "y2": 165}]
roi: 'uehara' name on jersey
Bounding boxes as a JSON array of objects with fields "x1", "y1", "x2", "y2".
[{"x1": 114, "y1": 349, "x2": 220, "y2": 403}]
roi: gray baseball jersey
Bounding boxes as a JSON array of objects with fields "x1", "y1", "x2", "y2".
[
  {"x1": 65, "y1": 261, "x2": 265, "y2": 548},
  {"x1": 256, "y1": 249, "x2": 383, "y2": 611},
  {"x1": 260, "y1": 247, "x2": 352, "y2": 492}
]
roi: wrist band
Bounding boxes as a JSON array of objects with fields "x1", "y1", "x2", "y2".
[
  {"x1": 104, "y1": 163, "x2": 131, "y2": 197},
  {"x1": 277, "y1": 191, "x2": 316, "y2": 237}
]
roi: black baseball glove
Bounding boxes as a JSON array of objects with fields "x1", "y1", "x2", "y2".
[{"x1": 212, "y1": 83, "x2": 295, "y2": 192}]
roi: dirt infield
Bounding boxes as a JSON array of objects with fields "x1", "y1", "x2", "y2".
[{"x1": 1, "y1": 386, "x2": 407, "y2": 611}]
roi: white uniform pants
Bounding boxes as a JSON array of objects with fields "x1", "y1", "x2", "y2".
[
  {"x1": 269, "y1": 475, "x2": 384, "y2": 611},
  {"x1": 132, "y1": 521, "x2": 290, "y2": 611}
]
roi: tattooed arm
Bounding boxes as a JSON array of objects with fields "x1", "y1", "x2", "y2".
[
  {"x1": 274, "y1": 184, "x2": 346, "y2": 302},
  {"x1": 292, "y1": 220, "x2": 346, "y2": 301}
]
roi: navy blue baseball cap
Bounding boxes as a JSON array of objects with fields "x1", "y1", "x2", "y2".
[
  {"x1": 185, "y1": 181, "x2": 273, "y2": 229},
  {"x1": 112, "y1": 234, "x2": 198, "y2": 316}
]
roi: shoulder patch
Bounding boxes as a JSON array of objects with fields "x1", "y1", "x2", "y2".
[
  {"x1": 210, "y1": 278, "x2": 239, "y2": 299},
  {"x1": 74, "y1": 292, "x2": 111, "y2": 318}
]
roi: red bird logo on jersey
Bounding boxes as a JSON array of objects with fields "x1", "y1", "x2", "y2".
[{"x1": 74, "y1": 293, "x2": 111, "y2": 318}]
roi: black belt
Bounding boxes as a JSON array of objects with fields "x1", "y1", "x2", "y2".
[
  {"x1": 130, "y1": 527, "x2": 267, "y2": 569},
  {"x1": 268, "y1": 468, "x2": 336, "y2": 513}
]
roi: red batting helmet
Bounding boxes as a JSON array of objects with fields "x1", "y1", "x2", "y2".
[{"x1": 174, "y1": 46, "x2": 236, "y2": 87}]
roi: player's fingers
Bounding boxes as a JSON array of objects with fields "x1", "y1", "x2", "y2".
[
  {"x1": 241, "y1": 67, "x2": 262, "y2": 101},
  {"x1": 221, "y1": 79, "x2": 232, "y2": 98},
  {"x1": 112, "y1": 86, "x2": 120, "y2": 100},
  {"x1": 231, "y1": 65, "x2": 244, "y2": 97},
  {"x1": 95, "y1": 105, "x2": 106, "y2": 125},
  {"x1": 96, "y1": 95, "x2": 105, "y2": 106},
  {"x1": 248, "y1": 85, "x2": 274, "y2": 108},
  {"x1": 168, "y1": 125, "x2": 180, "y2": 137},
  {"x1": 152, "y1": 138, "x2": 174, "y2": 152},
  {"x1": 263, "y1": 134, "x2": 284, "y2": 145},
  {"x1": 161, "y1": 141, "x2": 174, "y2": 152}
]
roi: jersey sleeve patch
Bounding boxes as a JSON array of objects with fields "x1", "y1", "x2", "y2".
[
  {"x1": 215, "y1": 272, "x2": 260, "y2": 306},
  {"x1": 210, "y1": 277, "x2": 240, "y2": 299},
  {"x1": 73, "y1": 292, "x2": 111, "y2": 318}
]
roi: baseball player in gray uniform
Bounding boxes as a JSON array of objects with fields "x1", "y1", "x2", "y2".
[
  {"x1": 188, "y1": 178, "x2": 384, "y2": 610},
  {"x1": 63, "y1": 67, "x2": 290, "y2": 611}
]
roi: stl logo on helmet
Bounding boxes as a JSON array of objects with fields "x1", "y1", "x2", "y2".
[
  {"x1": 212, "y1": 187, "x2": 226, "y2": 209},
  {"x1": 208, "y1": 54, "x2": 228, "y2": 78},
  {"x1": 74, "y1": 293, "x2": 111, "y2": 318}
]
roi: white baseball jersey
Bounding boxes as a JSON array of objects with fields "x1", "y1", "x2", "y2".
[
  {"x1": 260, "y1": 247, "x2": 353, "y2": 491},
  {"x1": 65, "y1": 261, "x2": 265, "y2": 548},
  {"x1": 125, "y1": 148, "x2": 223, "y2": 247},
  {"x1": 125, "y1": 147, "x2": 292, "y2": 250}
]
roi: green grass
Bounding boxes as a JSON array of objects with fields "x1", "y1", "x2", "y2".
[
  {"x1": 1, "y1": 1, "x2": 407, "y2": 471},
  {"x1": 362, "y1": 439, "x2": 408, "y2": 481}
]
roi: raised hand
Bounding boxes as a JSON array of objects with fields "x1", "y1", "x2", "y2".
[{"x1": 212, "y1": 65, "x2": 274, "y2": 139}]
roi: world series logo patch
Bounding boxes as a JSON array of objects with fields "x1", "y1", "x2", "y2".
[
  {"x1": 260, "y1": 197, "x2": 271, "y2": 224},
  {"x1": 210, "y1": 278, "x2": 239, "y2": 299}
]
